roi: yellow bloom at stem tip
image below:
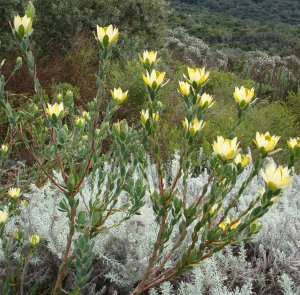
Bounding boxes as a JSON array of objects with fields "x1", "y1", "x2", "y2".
[
  {"x1": 287, "y1": 137, "x2": 300, "y2": 150},
  {"x1": 111, "y1": 87, "x2": 128, "y2": 104},
  {"x1": 261, "y1": 163, "x2": 292, "y2": 191},
  {"x1": 14, "y1": 15, "x2": 32, "y2": 37},
  {"x1": 46, "y1": 103, "x2": 64, "y2": 119},
  {"x1": 184, "y1": 67, "x2": 209, "y2": 87},
  {"x1": 140, "y1": 109, "x2": 159, "y2": 124},
  {"x1": 139, "y1": 50, "x2": 158, "y2": 66},
  {"x1": 29, "y1": 234, "x2": 40, "y2": 246},
  {"x1": 197, "y1": 93, "x2": 214, "y2": 109},
  {"x1": 253, "y1": 132, "x2": 280, "y2": 152},
  {"x1": 182, "y1": 118, "x2": 205, "y2": 136},
  {"x1": 178, "y1": 81, "x2": 190, "y2": 96},
  {"x1": 1, "y1": 144, "x2": 8, "y2": 153},
  {"x1": 0, "y1": 210, "x2": 8, "y2": 224},
  {"x1": 234, "y1": 154, "x2": 250, "y2": 168},
  {"x1": 233, "y1": 86, "x2": 254, "y2": 106},
  {"x1": 143, "y1": 70, "x2": 165, "y2": 88},
  {"x1": 213, "y1": 136, "x2": 240, "y2": 160},
  {"x1": 8, "y1": 187, "x2": 21, "y2": 199},
  {"x1": 96, "y1": 25, "x2": 119, "y2": 46}
]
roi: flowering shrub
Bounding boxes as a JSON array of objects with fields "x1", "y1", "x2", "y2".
[{"x1": 0, "y1": 3, "x2": 299, "y2": 294}]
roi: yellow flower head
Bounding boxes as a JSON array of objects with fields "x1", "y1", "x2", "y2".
[
  {"x1": 8, "y1": 187, "x2": 21, "y2": 199},
  {"x1": 143, "y1": 70, "x2": 165, "y2": 88},
  {"x1": 213, "y1": 136, "x2": 240, "y2": 160},
  {"x1": 0, "y1": 210, "x2": 8, "y2": 224},
  {"x1": 14, "y1": 15, "x2": 32, "y2": 37},
  {"x1": 261, "y1": 163, "x2": 292, "y2": 191},
  {"x1": 140, "y1": 109, "x2": 159, "y2": 124},
  {"x1": 46, "y1": 103, "x2": 64, "y2": 118},
  {"x1": 139, "y1": 50, "x2": 158, "y2": 65},
  {"x1": 1, "y1": 144, "x2": 8, "y2": 153},
  {"x1": 178, "y1": 81, "x2": 190, "y2": 96},
  {"x1": 29, "y1": 234, "x2": 40, "y2": 246},
  {"x1": 233, "y1": 86, "x2": 255, "y2": 106},
  {"x1": 110, "y1": 87, "x2": 128, "y2": 104},
  {"x1": 184, "y1": 67, "x2": 209, "y2": 86},
  {"x1": 182, "y1": 118, "x2": 205, "y2": 136},
  {"x1": 197, "y1": 92, "x2": 215, "y2": 109},
  {"x1": 287, "y1": 137, "x2": 300, "y2": 150},
  {"x1": 253, "y1": 131, "x2": 280, "y2": 152},
  {"x1": 234, "y1": 153, "x2": 250, "y2": 168},
  {"x1": 96, "y1": 24, "x2": 119, "y2": 46}
]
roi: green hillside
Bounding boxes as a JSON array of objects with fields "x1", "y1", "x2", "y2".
[{"x1": 169, "y1": 0, "x2": 300, "y2": 56}]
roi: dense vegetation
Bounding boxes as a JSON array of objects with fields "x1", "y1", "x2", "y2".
[
  {"x1": 0, "y1": 1, "x2": 299, "y2": 293},
  {"x1": 169, "y1": 0, "x2": 300, "y2": 57}
]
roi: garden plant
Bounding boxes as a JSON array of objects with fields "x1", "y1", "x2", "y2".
[{"x1": 0, "y1": 3, "x2": 299, "y2": 295}]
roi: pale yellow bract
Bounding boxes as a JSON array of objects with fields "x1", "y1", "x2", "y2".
[
  {"x1": 14, "y1": 15, "x2": 32, "y2": 36},
  {"x1": 253, "y1": 131, "x2": 280, "y2": 152},
  {"x1": 0, "y1": 210, "x2": 8, "y2": 224},
  {"x1": 197, "y1": 92, "x2": 214, "y2": 109},
  {"x1": 143, "y1": 70, "x2": 165, "y2": 88},
  {"x1": 46, "y1": 103, "x2": 64, "y2": 118},
  {"x1": 233, "y1": 86, "x2": 255, "y2": 105},
  {"x1": 29, "y1": 234, "x2": 40, "y2": 246},
  {"x1": 234, "y1": 153, "x2": 250, "y2": 168},
  {"x1": 96, "y1": 24, "x2": 119, "y2": 46},
  {"x1": 8, "y1": 187, "x2": 21, "y2": 199},
  {"x1": 111, "y1": 87, "x2": 128, "y2": 104},
  {"x1": 140, "y1": 109, "x2": 159, "y2": 124},
  {"x1": 139, "y1": 50, "x2": 158, "y2": 65},
  {"x1": 261, "y1": 163, "x2": 292, "y2": 190},
  {"x1": 184, "y1": 67, "x2": 209, "y2": 86},
  {"x1": 287, "y1": 137, "x2": 300, "y2": 149},
  {"x1": 213, "y1": 136, "x2": 240, "y2": 160},
  {"x1": 182, "y1": 118, "x2": 205, "y2": 136},
  {"x1": 178, "y1": 81, "x2": 190, "y2": 96}
]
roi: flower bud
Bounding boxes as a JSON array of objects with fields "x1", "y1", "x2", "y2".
[
  {"x1": 75, "y1": 117, "x2": 85, "y2": 127},
  {"x1": 14, "y1": 15, "x2": 32, "y2": 38},
  {"x1": 178, "y1": 81, "x2": 190, "y2": 96},
  {"x1": 82, "y1": 111, "x2": 91, "y2": 120},
  {"x1": 0, "y1": 210, "x2": 8, "y2": 224},
  {"x1": 29, "y1": 234, "x2": 40, "y2": 246},
  {"x1": 287, "y1": 137, "x2": 300, "y2": 150},
  {"x1": 1, "y1": 144, "x2": 8, "y2": 153},
  {"x1": 15, "y1": 56, "x2": 23, "y2": 70}
]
